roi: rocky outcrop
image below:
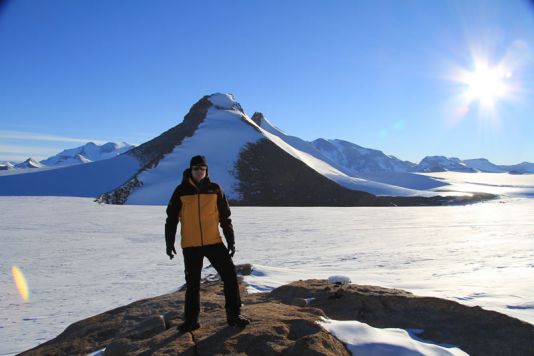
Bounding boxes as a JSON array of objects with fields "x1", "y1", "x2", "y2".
[
  {"x1": 95, "y1": 177, "x2": 143, "y2": 205},
  {"x1": 272, "y1": 280, "x2": 534, "y2": 356},
  {"x1": 20, "y1": 269, "x2": 348, "y2": 356},
  {"x1": 20, "y1": 266, "x2": 534, "y2": 355}
]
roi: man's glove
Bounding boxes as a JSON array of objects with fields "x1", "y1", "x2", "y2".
[
  {"x1": 228, "y1": 244, "x2": 235, "y2": 258},
  {"x1": 166, "y1": 246, "x2": 177, "y2": 260}
]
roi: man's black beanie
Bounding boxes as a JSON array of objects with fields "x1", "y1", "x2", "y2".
[{"x1": 190, "y1": 155, "x2": 208, "y2": 168}]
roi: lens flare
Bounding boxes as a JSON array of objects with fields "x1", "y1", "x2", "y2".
[{"x1": 11, "y1": 265, "x2": 30, "y2": 302}]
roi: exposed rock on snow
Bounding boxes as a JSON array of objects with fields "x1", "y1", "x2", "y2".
[{"x1": 20, "y1": 270, "x2": 534, "y2": 356}]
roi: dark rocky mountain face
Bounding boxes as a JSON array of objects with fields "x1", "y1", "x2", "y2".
[
  {"x1": 126, "y1": 95, "x2": 213, "y2": 167},
  {"x1": 233, "y1": 139, "x2": 388, "y2": 206}
]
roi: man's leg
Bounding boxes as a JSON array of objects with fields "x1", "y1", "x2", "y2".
[
  {"x1": 180, "y1": 246, "x2": 203, "y2": 331},
  {"x1": 205, "y1": 243, "x2": 249, "y2": 327}
]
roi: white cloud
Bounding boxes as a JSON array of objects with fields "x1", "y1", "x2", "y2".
[
  {"x1": 0, "y1": 144, "x2": 63, "y2": 155},
  {"x1": 0, "y1": 131, "x2": 108, "y2": 144},
  {"x1": 0, "y1": 131, "x2": 111, "y2": 162},
  {"x1": 0, "y1": 145, "x2": 64, "y2": 162}
]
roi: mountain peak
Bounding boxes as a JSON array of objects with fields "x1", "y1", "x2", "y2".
[
  {"x1": 15, "y1": 157, "x2": 44, "y2": 169},
  {"x1": 207, "y1": 93, "x2": 244, "y2": 112},
  {"x1": 40, "y1": 142, "x2": 133, "y2": 167},
  {"x1": 250, "y1": 112, "x2": 265, "y2": 126}
]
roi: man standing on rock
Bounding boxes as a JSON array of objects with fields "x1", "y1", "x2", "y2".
[{"x1": 165, "y1": 155, "x2": 250, "y2": 332}]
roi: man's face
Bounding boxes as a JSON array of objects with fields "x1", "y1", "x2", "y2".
[{"x1": 191, "y1": 165, "x2": 207, "y2": 182}]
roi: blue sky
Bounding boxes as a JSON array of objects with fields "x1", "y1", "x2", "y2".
[{"x1": 1, "y1": 0, "x2": 533, "y2": 164}]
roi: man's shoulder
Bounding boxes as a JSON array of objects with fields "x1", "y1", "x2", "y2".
[
  {"x1": 209, "y1": 181, "x2": 221, "y2": 189},
  {"x1": 173, "y1": 182, "x2": 193, "y2": 194}
]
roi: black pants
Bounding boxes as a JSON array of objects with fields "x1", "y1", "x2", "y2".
[{"x1": 182, "y1": 243, "x2": 241, "y2": 321}]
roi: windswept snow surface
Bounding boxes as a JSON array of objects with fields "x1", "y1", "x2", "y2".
[
  {"x1": 423, "y1": 172, "x2": 534, "y2": 198},
  {"x1": 1, "y1": 192, "x2": 533, "y2": 354},
  {"x1": 319, "y1": 318, "x2": 468, "y2": 355},
  {"x1": 126, "y1": 104, "x2": 262, "y2": 204}
]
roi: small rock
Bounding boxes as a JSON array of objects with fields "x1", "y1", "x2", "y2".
[{"x1": 236, "y1": 263, "x2": 253, "y2": 276}]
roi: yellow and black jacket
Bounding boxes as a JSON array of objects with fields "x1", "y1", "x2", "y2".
[{"x1": 165, "y1": 169, "x2": 234, "y2": 249}]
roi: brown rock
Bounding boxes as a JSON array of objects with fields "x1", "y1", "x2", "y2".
[
  {"x1": 104, "y1": 338, "x2": 131, "y2": 356},
  {"x1": 236, "y1": 263, "x2": 253, "y2": 276},
  {"x1": 20, "y1": 277, "x2": 348, "y2": 355},
  {"x1": 271, "y1": 279, "x2": 534, "y2": 356}
]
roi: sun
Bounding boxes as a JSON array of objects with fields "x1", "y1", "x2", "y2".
[
  {"x1": 447, "y1": 41, "x2": 527, "y2": 124},
  {"x1": 461, "y1": 61, "x2": 511, "y2": 108}
]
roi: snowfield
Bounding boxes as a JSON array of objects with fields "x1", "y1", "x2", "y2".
[{"x1": 1, "y1": 189, "x2": 533, "y2": 354}]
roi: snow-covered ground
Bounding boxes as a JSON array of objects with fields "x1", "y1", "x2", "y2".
[
  {"x1": 424, "y1": 171, "x2": 534, "y2": 197},
  {"x1": 319, "y1": 318, "x2": 468, "y2": 355},
  {"x1": 1, "y1": 193, "x2": 533, "y2": 354}
]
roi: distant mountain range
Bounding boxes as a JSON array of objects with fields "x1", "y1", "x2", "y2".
[
  {"x1": 0, "y1": 142, "x2": 134, "y2": 170},
  {"x1": 0, "y1": 93, "x2": 529, "y2": 205}
]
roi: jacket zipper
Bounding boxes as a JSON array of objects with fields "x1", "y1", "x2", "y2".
[{"x1": 197, "y1": 193, "x2": 204, "y2": 246}]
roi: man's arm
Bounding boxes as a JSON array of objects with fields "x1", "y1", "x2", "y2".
[
  {"x1": 217, "y1": 186, "x2": 235, "y2": 249},
  {"x1": 165, "y1": 186, "x2": 182, "y2": 258}
]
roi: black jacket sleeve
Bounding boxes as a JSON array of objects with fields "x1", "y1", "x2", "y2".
[
  {"x1": 217, "y1": 186, "x2": 234, "y2": 247},
  {"x1": 165, "y1": 186, "x2": 182, "y2": 249}
]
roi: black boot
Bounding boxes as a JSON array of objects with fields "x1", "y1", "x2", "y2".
[
  {"x1": 177, "y1": 319, "x2": 200, "y2": 332},
  {"x1": 226, "y1": 309, "x2": 250, "y2": 327}
]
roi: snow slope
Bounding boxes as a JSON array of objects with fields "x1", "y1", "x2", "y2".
[{"x1": 0, "y1": 155, "x2": 141, "y2": 197}]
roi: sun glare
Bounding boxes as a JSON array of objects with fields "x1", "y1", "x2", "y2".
[
  {"x1": 447, "y1": 39, "x2": 528, "y2": 124},
  {"x1": 461, "y1": 62, "x2": 510, "y2": 108}
]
